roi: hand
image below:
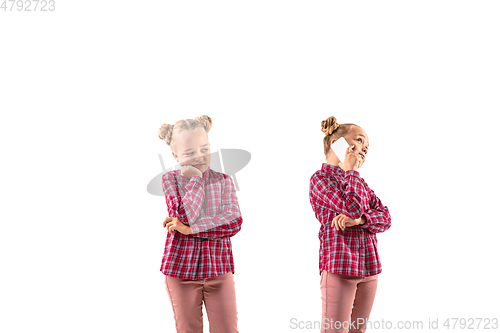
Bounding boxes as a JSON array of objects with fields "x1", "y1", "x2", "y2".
[
  {"x1": 163, "y1": 216, "x2": 193, "y2": 235},
  {"x1": 180, "y1": 164, "x2": 202, "y2": 179},
  {"x1": 338, "y1": 145, "x2": 364, "y2": 171},
  {"x1": 331, "y1": 213, "x2": 364, "y2": 231}
]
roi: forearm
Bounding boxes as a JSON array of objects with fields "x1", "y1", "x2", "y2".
[
  {"x1": 191, "y1": 215, "x2": 242, "y2": 239},
  {"x1": 358, "y1": 187, "x2": 392, "y2": 233},
  {"x1": 358, "y1": 208, "x2": 391, "y2": 233},
  {"x1": 312, "y1": 171, "x2": 368, "y2": 219},
  {"x1": 164, "y1": 176, "x2": 206, "y2": 224},
  {"x1": 343, "y1": 171, "x2": 370, "y2": 217},
  {"x1": 189, "y1": 175, "x2": 243, "y2": 239}
]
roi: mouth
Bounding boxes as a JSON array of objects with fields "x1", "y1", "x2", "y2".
[
  {"x1": 193, "y1": 163, "x2": 205, "y2": 169},
  {"x1": 360, "y1": 154, "x2": 365, "y2": 160}
]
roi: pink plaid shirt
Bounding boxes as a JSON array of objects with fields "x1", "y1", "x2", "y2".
[
  {"x1": 160, "y1": 165, "x2": 243, "y2": 280},
  {"x1": 309, "y1": 163, "x2": 391, "y2": 277}
]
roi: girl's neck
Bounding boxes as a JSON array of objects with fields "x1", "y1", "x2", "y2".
[{"x1": 325, "y1": 158, "x2": 345, "y2": 172}]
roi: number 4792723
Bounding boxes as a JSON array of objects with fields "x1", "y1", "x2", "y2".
[{"x1": 1, "y1": 0, "x2": 55, "y2": 11}]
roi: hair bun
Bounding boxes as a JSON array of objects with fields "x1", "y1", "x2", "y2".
[
  {"x1": 321, "y1": 116, "x2": 340, "y2": 136},
  {"x1": 195, "y1": 115, "x2": 212, "y2": 134},
  {"x1": 158, "y1": 123, "x2": 174, "y2": 145}
]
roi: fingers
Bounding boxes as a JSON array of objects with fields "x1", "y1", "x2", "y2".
[
  {"x1": 332, "y1": 214, "x2": 345, "y2": 231},
  {"x1": 163, "y1": 216, "x2": 173, "y2": 228},
  {"x1": 165, "y1": 221, "x2": 177, "y2": 234},
  {"x1": 331, "y1": 214, "x2": 355, "y2": 230},
  {"x1": 339, "y1": 215, "x2": 345, "y2": 231},
  {"x1": 180, "y1": 166, "x2": 187, "y2": 176},
  {"x1": 180, "y1": 164, "x2": 202, "y2": 179},
  {"x1": 332, "y1": 215, "x2": 339, "y2": 230}
]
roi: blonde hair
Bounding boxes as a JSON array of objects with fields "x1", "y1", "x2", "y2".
[
  {"x1": 321, "y1": 116, "x2": 360, "y2": 156},
  {"x1": 158, "y1": 115, "x2": 212, "y2": 153}
]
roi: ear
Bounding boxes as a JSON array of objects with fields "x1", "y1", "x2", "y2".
[{"x1": 171, "y1": 151, "x2": 178, "y2": 161}]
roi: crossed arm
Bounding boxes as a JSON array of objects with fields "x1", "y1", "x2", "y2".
[
  {"x1": 310, "y1": 170, "x2": 391, "y2": 234},
  {"x1": 162, "y1": 172, "x2": 242, "y2": 239}
]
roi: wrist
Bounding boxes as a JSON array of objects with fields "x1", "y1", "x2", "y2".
[{"x1": 358, "y1": 215, "x2": 366, "y2": 226}]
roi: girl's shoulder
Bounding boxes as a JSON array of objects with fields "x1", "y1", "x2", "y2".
[
  {"x1": 162, "y1": 169, "x2": 181, "y2": 181},
  {"x1": 310, "y1": 168, "x2": 342, "y2": 189}
]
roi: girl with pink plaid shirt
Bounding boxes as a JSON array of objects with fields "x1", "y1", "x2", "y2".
[
  {"x1": 158, "y1": 115, "x2": 242, "y2": 333},
  {"x1": 309, "y1": 116, "x2": 392, "y2": 333}
]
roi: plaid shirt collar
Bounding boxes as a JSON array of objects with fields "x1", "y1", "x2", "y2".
[
  {"x1": 321, "y1": 162, "x2": 345, "y2": 176},
  {"x1": 202, "y1": 165, "x2": 212, "y2": 179}
]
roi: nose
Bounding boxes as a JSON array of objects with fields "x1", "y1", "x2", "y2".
[{"x1": 192, "y1": 151, "x2": 205, "y2": 162}]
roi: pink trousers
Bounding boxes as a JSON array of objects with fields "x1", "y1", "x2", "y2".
[
  {"x1": 164, "y1": 272, "x2": 238, "y2": 333},
  {"x1": 320, "y1": 270, "x2": 378, "y2": 333}
]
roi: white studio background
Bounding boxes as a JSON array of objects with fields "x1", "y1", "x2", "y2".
[{"x1": 1, "y1": 1, "x2": 499, "y2": 332}]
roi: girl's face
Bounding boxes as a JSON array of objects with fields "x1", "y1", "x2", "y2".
[
  {"x1": 330, "y1": 126, "x2": 369, "y2": 168},
  {"x1": 343, "y1": 126, "x2": 369, "y2": 167},
  {"x1": 172, "y1": 127, "x2": 211, "y2": 174}
]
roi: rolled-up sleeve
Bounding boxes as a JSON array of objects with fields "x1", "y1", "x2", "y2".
[{"x1": 358, "y1": 187, "x2": 391, "y2": 233}]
